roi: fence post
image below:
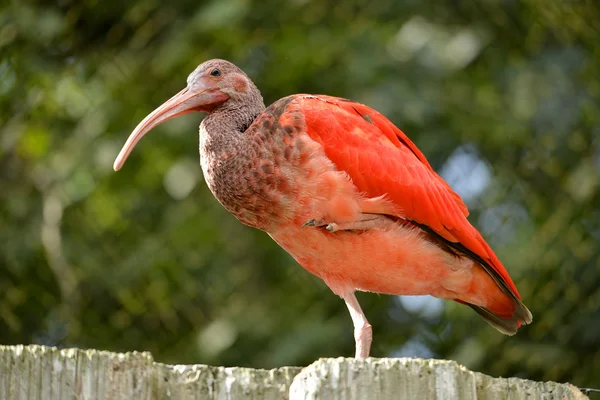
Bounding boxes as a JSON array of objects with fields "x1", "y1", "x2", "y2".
[{"x1": 0, "y1": 345, "x2": 587, "y2": 399}]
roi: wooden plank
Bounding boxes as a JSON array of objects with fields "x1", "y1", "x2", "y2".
[{"x1": 0, "y1": 345, "x2": 586, "y2": 400}]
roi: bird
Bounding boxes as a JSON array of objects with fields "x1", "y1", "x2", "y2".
[{"x1": 113, "y1": 59, "x2": 532, "y2": 358}]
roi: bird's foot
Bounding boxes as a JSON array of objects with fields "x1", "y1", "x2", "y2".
[
  {"x1": 301, "y1": 219, "x2": 343, "y2": 232},
  {"x1": 302, "y1": 219, "x2": 326, "y2": 228},
  {"x1": 303, "y1": 215, "x2": 390, "y2": 232}
]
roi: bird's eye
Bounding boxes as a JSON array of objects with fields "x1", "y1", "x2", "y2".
[{"x1": 210, "y1": 68, "x2": 221, "y2": 77}]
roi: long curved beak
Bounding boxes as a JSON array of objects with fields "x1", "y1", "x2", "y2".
[{"x1": 113, "y1": 87, "x2": 227, "y2": 171}]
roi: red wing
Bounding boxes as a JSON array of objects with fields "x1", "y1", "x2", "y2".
[{"x1": 294, "y1": 95, "x2": 520, "y2": 297}]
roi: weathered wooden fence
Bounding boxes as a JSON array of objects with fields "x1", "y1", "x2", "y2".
[{"x1": 0, "y1": 345, "x2": 587, "y2": 399}]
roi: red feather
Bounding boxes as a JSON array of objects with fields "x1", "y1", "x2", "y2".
[{"x1": 292, "y1": 95, "x2": 521, "y2": 298}]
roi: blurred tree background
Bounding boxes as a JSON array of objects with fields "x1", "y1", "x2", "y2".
[{"x1": 1, "y1": 0, "x2": 599, "y2": 390}]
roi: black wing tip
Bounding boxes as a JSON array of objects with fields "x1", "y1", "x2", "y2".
[
  {"x1": 465, "y1": 301, "x2": 533, "y2": 336},
  {"x1": 515, "y1": 300, "x2": 533, "y2": 325}
]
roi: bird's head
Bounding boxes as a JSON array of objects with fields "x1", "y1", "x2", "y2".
[{"x1": 113, "y1": 59, "x2": 262, "y2": 171}]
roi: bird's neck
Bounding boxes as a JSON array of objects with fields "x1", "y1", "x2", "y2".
[
  {"x1": 200, "y1": 103, "x2": 264, "y2": 163},
  {"x1": 202, "y1": 100, "x2": 265, "y2": 141},
  {"x1": 198, "y1": 99, "x2": 272, "y2": 228}
]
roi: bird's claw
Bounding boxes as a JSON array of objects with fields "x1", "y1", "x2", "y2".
[
  {"x1": 303, "y1": 216, "x2": 389, "y2": 232},
  {"x1": 302, "y1": 219, "x2": 340, "y2": 232},
  {"x1": 302, "y1": 219, "x2": 321, "y2": 228}
]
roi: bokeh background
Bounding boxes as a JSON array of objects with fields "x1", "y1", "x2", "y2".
[{"x1": 2, "y1": 0, "x2": 599, "y2": 391}]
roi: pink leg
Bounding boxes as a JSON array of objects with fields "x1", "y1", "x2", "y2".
[
  {"x1": 303, "y1": 215, "x2": 390, "y2": 232},
  {"x1": 342, "y1": 291, "x2": 372, "y2": 358},
  {"x1": 324, "y1": 215, "x2": 389, "y2": 232}
]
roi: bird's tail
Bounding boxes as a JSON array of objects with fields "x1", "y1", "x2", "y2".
[
  {"x1": 455, "y1": 263, "x2": 532, "y2": 335},
  {"x1": 456, "y1": 298, "x2": 532, "y2": 335}
]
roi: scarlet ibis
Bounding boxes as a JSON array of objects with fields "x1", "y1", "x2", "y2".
[{"x1": 114, "y1": 59, "x2": 532, "y2": 358}]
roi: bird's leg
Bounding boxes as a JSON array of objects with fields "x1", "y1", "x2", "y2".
[
  {"x1": 342, "y1": 291, "x2": 372, "y2": 358},
  {"x1": 303, "y1": 214, "x2": 390, "y2": 232},
  {"x1": 325, "y1": 215, "x2": 389, "y2": 232}
]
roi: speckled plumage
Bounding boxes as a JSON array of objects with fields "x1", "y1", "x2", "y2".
[
  {"x1": 114, "y1": 59, "x2": 532, "y2": 358},
  {"x1": 199, "y1": 97, "x2": 295, "y2": 230}
]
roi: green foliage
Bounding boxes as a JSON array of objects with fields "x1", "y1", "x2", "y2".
[{"x1": 1, "y1": 0, "x2": 599, "y2": 389}]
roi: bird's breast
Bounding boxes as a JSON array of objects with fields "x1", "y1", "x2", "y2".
[
  {"x1": 199, "y1": 123, "x2": 297, "y2": 230},
  {"x1": 198, "y1": 105, "x2": 371, "y2": 232}
]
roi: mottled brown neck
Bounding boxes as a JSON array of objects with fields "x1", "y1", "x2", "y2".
[
  {"x1": 199, "y1": 84, "x2": 265, "y2": 159},
  {"x1": 202, "y1": 105, "x2": 263, "y2": 138},
  {"x1": 203, "y1": 80, "x2": 266, "y2": 134},
  {"x1": 198, "y1": 88, "x2": 273, "y2": 228}
]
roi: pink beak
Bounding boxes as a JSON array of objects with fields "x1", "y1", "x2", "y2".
[{"x1": 113, "y1": 84, "x2": 228, "y2": 171}]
